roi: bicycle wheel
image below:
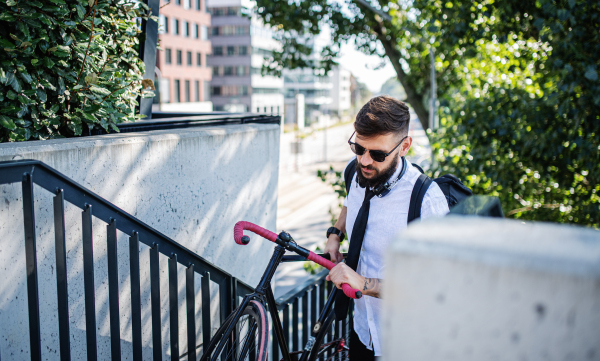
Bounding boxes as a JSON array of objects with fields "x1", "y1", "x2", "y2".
[
  {"x1": 307, "y1": 309, "x2": 350, "y2": 361},
  {"x1": 203, "y1": 300, "x2": 269, "y2": 361}
]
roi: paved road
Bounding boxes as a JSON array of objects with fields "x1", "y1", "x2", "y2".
[{"x1": 273, "y1": 115, "x2": 431, "y2": 298}]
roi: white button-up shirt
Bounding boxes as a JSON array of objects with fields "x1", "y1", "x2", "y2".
[{"x1": 343, "y1": 158, "x2": 449, "y2": 356}]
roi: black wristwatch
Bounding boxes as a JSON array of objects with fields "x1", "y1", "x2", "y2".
[{"x1": 326, "y1": 227, "x2": 345, "y2": 241}]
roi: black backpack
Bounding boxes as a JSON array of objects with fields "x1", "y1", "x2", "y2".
[{"x1": 344, "y1": 158, "x2": 473, "y2": 223}]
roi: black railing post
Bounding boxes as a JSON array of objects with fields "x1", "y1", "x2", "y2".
[
  {"x1": 201, "y1": 272, "x2": 212, "y2": 356},
  {"x1": 22, "y1": 172, "x2": 41, "y2": 361},
  {"x1": 150, "y1": 243, "x2": 162, "y2": 360},
  {"x1": 283, "y1": 305, "x2": 290, "y2": 355},
  {"x1": 130, "y1": 232, "x2": 143, "y2": 359},
  {"x1": 187, "y1": 264, "x2": 197, "y2": 361},
  {"x1": 169, "y1": 254, "x2": 179, "y2": 359},
  {"x1": 302, "y1": 291, "x2": 309, "y2": 347},
  {"x1": 292, "y1": 298, "x2": 299, "y2": 351},
  {"x1": 82, "y1": 204, "x2": 97, "y2": 361},
  {"x1": 106, "y1": 218, "x2": 121, "y2": 360},
  {"x1": 53, "y1": 189, "x2": 71, "y2": 361}
]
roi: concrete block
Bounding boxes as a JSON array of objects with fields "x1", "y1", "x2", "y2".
[
  {"x1": 0, "y1": 123, "x2": 280, "y2": 360},
  {"x1": 383, "y1": 216, "x2": 600, "y2": 361}
]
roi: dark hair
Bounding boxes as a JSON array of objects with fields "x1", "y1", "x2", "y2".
[{"x1": 354, "y1": 96, "x2": 410, "y2": 137}]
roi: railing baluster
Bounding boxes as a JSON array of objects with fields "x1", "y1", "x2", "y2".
[
  {"x1": 106, "y1": 218, "x2": 121, "y2": 360},
  {"x1": 22, "y1": 173, "x2": 41, "y2": 361},
  {"x1": 272, "y1": 310, "x2": 279, "y2": 361},
  {"x1": 201, "y1": 272, "x2": 211, "y2": 356},
  {"x1": 150, "y1": 244, "x2": 162, "y2": 360},
  {"x1": 130, "y1": 232, "x2": 143, "y2": 359},
  {"x1": 319, "y1": 280, "x2": 325, "y2": 319},
  {"x1": 53, "y1": 189, "x2": 71, "y2": 361},
  {"x1": 283, "y1": 305, "x2": 289, "y2": 355},
  {"x1": 310, "y1": 286, "x2": 317, "y2": 336},
  {"x1": 220, "y1": 277, "x2": 234, "y2": 361},
  {"x1": 187, "y1": 264, "x2": 197, "y2": 361},
  {"x1": 82, "y1": 204, "x2": 97, "y2": 361},
  {"x1": 169, "y1": 254, "x2": 179, "y2": 360},
  {"x1": 302, "y1": 291, "x2": 309, "y2": 347},
  {"x1": 292, "y1": 298, "x2": 299, "y2": 351}
]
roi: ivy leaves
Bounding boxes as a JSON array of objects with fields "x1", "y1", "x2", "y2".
[{"x1": 0, "y1": 0, "x2": 154, "y2": 142}]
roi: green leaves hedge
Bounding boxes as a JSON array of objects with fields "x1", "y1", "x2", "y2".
[{"x1": 0, "y1": 0, "x2": 154, "y2": 142}]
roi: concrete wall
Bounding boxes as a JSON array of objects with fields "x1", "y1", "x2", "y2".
[
  {"x1": 383, "y1": 216, "x2": 600, "y2": 361},
  {"x1": 0, "y1": 123, "x2": 280, "y2": 360}
]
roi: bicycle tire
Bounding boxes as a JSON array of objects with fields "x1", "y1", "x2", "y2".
[
  {"x1": 201, "y1": 300, "x2": 269, "y2": 361},
  {"x1": 307, "y1": 309, "x2": 350, "y2": 361}
]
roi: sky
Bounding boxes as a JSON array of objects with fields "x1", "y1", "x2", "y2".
[{"x1": 337, "y1": 43, "x2": 397, "y2": 93}]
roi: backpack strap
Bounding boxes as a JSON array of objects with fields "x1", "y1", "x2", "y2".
[
  {"x1": 344, "y1": 158, "x2": 357, "y2": 195},
  {"x1": 407, "y1": 174, "x2": 433, "y2": 223}
]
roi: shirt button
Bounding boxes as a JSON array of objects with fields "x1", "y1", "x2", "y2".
[
  {"x1": 369, "y1": 318, "x2": 373, "y2": 321},
  {"x1": 361, "y1": 247, "x2": 365, "y2": 252}
]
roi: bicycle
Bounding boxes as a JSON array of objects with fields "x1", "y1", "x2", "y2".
[{"x1": 198, "y1": 221, "x2": 362, "y2": 361}]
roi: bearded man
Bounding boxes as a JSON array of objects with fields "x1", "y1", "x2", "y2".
[{"x1": 324, "y1": 96, "x2": 450, "y2": 360}]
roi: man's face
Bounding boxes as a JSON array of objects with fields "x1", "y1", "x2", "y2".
[{"x1": 354, "y1": 132, "x2": 412, "y2": 188}]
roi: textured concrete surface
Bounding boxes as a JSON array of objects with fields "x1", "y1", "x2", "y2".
[
  {"x1": 383, "y1": 216, "x2": 600, "y2": 361},
  {"x1": 0, "y1": 123, "x2": 279, "y2": 360}
]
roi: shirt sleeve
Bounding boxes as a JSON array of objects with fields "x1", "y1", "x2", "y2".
[{"x1": 420, "y1": 181, "x2": 450, "y2": 220}]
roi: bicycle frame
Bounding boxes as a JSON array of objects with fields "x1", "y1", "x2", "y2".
[{"x1": 200, "y1": 231, "x2": 345, "y2": 361}]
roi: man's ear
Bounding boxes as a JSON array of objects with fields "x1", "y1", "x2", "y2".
[{"x1": 399, "y1": 136, "x2": 412, "y2": 157}]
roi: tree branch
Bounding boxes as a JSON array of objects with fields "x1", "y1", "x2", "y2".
[{"x1": 76, "y1": 0, "x2": 98, "y2": 85}]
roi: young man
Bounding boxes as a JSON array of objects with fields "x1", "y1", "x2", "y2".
[{"x1": 325, "y1": 96, "x2": 449, "y2": 360}]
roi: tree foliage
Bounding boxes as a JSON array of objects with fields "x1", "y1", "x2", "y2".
[
  {"x1": 260, "y1": 0, "x2": 599, "y2": 226},
  {"x1": 0, "y1": 0, "x2": 154, "y2": 142}
]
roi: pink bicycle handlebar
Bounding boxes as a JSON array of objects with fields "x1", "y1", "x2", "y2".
[{"x1": 234, "y1": 221, "x2": 362, "y2": 299}]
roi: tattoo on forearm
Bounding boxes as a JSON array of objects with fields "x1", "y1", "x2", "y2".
[{"x1": 362, "y1": 278, "x2": 382, "y2": 298}]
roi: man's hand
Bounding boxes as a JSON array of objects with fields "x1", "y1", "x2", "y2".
[
  {"x1": 323, "y1": 235, "x2": 344, "y2": 264},
  {"x1": 326, "y1": 263, "x2": 382, "y2": 298}
]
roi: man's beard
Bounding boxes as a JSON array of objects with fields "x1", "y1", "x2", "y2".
[{"x1": 356, "y1": 155, "x2": 399, "y2": 189}]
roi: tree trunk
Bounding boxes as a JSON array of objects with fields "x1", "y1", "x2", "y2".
[{"x1": 373, "y1": 26, "x2": 430, "y2": 132}]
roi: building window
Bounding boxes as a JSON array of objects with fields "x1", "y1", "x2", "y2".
[
  {"x1": 213, "y1": 46, "x2": 223, "y2": 56},
  {"x1": 196, "y1": 0, "x2": 201, "y2": 10},
  {"x1": 196, "y1": 53, "x2": 202, "y2": 66},
  {"x1": 224, "y1": 66, "x2": 234, "y2": 76},
  {"x1": 256, "y1": 107, "x2": 260, "y2": 113},
  {"x1": 174, "y1": 19, "x2": 180, "y2": 35},
  {"x1": 174, "y1": 79, "x2": 180, "y2": 102},
  {"x1": 211, "y1": 86, "x2": 221, "y2": 95},
  {"x1": 277, "y1": 106, "x2": 280, "y2": 114},
  {"x1": 239, "y1": 46, "x2": 247, "y2": 55},
  {"x1": 159, "y1": 15, "x2": 167, "y2": 34},
  {"x1": 186, "y1": 51, "x2": 192, "y2": 66},
  {"x1": 263, "y1": 107, "x2": 267, "y2": 112},
  {"x1": 184, "y1": 0, "x2": 191, "y2": 9},
  {"x1": 227, "y1": 46, "x2": 235, "y2": 56},
  {"x1": 211, "y1": 27, "x2": 219, "y2": 36},
  {"x1": 175, "y1": 0, "x2": 180, "y2": 4},
  {"x1": 204, "y1": 81, "x2": 210, "y2": 101},
  {"x1": 194, "y1": 24, "x2": 199, "y2": 39},
  {"x1": 271, "y1": 106, "x2": 274, "y2": 113},
  {"x1": 165, "y1": 48, "x2": 172, "y2": 64},
  {"x1": 212, "y1": 66, "x2": 220, "y2": 76},
  {"x1": 183, "y1": 21, "x2": 189, "y2": 37},
  {"x1": 176, "y1": 50, "x2": 182, "y2": 65},
  {"x1": 237, "y1": 66, "x2": 245, "y2": 76},
  {"x1": 201, "y1": 25, "x2": 208, "y2": 40},
  {"x1": 195, "y1": 80, "x2": 200, "y2": 101},
  {"x1": 185, "y1": 80, "x2": 190, "y2": 102}
]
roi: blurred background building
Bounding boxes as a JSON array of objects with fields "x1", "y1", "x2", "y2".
[
  {"x1": 154, "y1": 0, "x2": 213, "y2": 112},
  {"x1": 206, "y1": 0, "x2": 284, "y2": 114}
]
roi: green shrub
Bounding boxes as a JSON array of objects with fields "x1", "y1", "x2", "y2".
[{"x1": 0, "y1": 0, "x2": 155, "y2": 142}]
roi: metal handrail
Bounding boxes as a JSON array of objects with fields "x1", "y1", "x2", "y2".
[{"x1": 0, "y1": 159, "x2": 254, "y2": 360}]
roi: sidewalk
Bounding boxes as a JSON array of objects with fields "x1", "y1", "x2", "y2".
[{"x1": 273, "y1": 115, "x2": 431, "y2": 298}]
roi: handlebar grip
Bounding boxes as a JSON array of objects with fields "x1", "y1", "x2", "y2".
[
  {"x1": 234, "y1": 221, "x2": 278, "y2": 245},
  {"x1": 307, "y1": 251, "x2": 362, "y2": 299}
]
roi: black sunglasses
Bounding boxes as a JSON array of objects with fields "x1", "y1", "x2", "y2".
[{"x1": 348, "y1": 131, "x2": 407, "y2": 162}]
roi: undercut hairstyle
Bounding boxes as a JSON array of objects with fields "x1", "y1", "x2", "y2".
[{"x1": 354, "y1": 96, "x2": 410, "y2": 138}]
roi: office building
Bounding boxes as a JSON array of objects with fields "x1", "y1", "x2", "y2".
[
  {"x1": 156, "y1": 0, "x2": 212, "y2": 112},
  {"x1": 206, "y1": 0, "x2": 284, "y2": 114}
]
